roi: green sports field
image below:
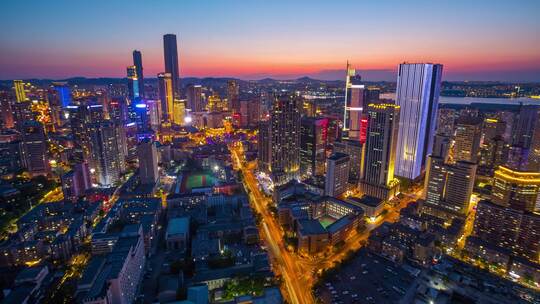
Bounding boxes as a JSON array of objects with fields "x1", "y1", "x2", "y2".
[
  {"x1": 181, "y1": 172, "x2": 216, "y2": 192},
  {"x1": 318, "y1": 216, "x2": 336, "y2": 229}
]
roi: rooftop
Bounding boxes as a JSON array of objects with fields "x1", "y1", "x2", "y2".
[{"x1": 167, "y1": 217, "x2": 190, "y2": 237}]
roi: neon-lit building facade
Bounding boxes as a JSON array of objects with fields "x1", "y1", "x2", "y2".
[{"x1": 394, "y1": 63, "x2": 443, "y2": 181}]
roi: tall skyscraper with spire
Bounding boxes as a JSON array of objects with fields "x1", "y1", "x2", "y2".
[
  {"x1": 163, "y1": 34, "x2": 180, "y2": 99},
  {"x1": 132, "y1": 50, "x2": 144, "y2": 98},
  {"x1": 394, "y1": 63, "x2": 443, "y2": 181}
]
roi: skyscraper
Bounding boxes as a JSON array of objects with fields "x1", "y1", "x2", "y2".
[
  {"x1": 87, "y1": 122, "x2": 122, "y2": 187},
  {"x1": 157, "y1": 73, "x2": 174, "y2": 122},
  {"x1": 172, "y1": 99, "x2": 186, "y2": 125},
  {"x1": 472, "y1": 199, "x2": 539, "y2": 263},
  {"x1": 333, "y1": 139, "x2": 363, "y2": 183},
  {"x1": 163, "y1": 34, "x2": 180, "y2": 99},
  {"x1": 187, "y1": 85, "x2": 204, "y2": 112},
  {"x1": 227, "y1": 80, "x2": 240, "y2": 113},
  {"x1": 422, "y1": 156, "x2": 477, "y2": 220},
  {"x1": 258, "y1": 120, "x2": 271, "y2": 173},
  {"x1": 394, "y1": 63, "x2": 443, "y2": 181},
  {"x1": 132, "y1": 50, "x2": 144, "y2": 98},
  {"x1": 491, "y1": 165, "x2": 540, "y2": 213},
  {"x1": 52, "y1": 82, "x2": 72, "y2": 108},
  {"x1": 325, "y1": 152, "x2": 350, "y2": 197},
  {"x1": 269, "y1": 94, "x2": 301, "y2": 185},
  {"x1": 21, "y1": 120, "x2": 48, "y2": 176},
  {"x1": 513, "y1": 105, "x2": 540, "y2": 149},
  {"x1": 342, "y1": 63, "x2": 371, "y2": 143},
  {"x1": 13, "y1": 80, "x2": 27, "y2": 102},
  {"x1": 126, "y1": 65, "x2": 140, "y2": 101},
  {"x1": 454, "y1": 116, "x2": 482, "y2": 163},
  {"x1": 137, "y1": 139, "x2": 158, "y2": 185},
  {"x1": 359, "y1": 103, "x2": 400, "y2": 201},
  {"x1": 300, "y1": 117, "x2": 328, "y2": 178}
]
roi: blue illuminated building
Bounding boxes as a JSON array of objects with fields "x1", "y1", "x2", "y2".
[{"x1": 53, "y1": 81, "x2": 72, "y2": 108}]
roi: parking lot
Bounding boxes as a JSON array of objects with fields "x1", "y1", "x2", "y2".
[{"x1": 315, "y1": 249, "x2": 420, "y2": 304}]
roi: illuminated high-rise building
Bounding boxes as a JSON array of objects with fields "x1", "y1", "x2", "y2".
[
  {"x1": 187, "y1": 85, "x2": 204, "y2": 112},
  {"x1": 52, "y1": 82, "x2": 72, "y2": 108},
  {"x1": 172, "y1": 99, "x2": 186, "y2": 125},
  {"x1": 132, "y1": 50, "x2": 145, "y2": 98},
  {"x1": 342, "y1": 63, "x2": 371, "y2": 143},
  {"x1": 491, "y1": 165, "x2": 540, "y2": 213},
  {"x1": 163, "y1": 34, "x2": 180, "y2": 99},
  {"x1": 137, "y1": 139, "x2": 158, "y2": 185},
  {"x1": 422, "y1": 156, "x2": 477, "y2": 220},
  {"x1": 21, "y1": 120, "x2": 48, "y2": 176},
  {"x1": 157, "y1": 72, "x2": 174, "y2": 122},
  {"x1": 394, "y1": 63, "x2": 443, "y2": 181},
  {"x1": 269, "y1": 94, "x2": 301, "y2": 185},
  {"x1": 126, "y1": 65, "x2": 140, "y2": 101},
  {"x1": 472, "y1": 199, "x2": 539, "y2": 263},
  {"x1": 454, "y1": 116, "x2": 482, "y2": 163},
  {"x1": 513, "y1": 105, "x2": 540, "y2": 149},
  {"x1": 87, "y1": 121, "x2": 122, "y2": 187},
  {"x1": 359, "y1": 103, "x2": 400, "y2": 201},
  {"x1": 227, "y1": 80, "x2": 240, "y2": 113},
  {"x1": 258, "y1": 120, "x2": 271, "y2": 172},
  {"x1": 333, "y1": 139, "x2": 363, "y2": 183},
  {"x1": 325, "y1": 152, "x2": 350, "y2": 197},
  {"x1": 482, "y1": 117, "x2": 506, "y2": 146},
  {"x1": 299, "y1": 117, "x2": 328, "y2": 178},
  {"x1": 13, "y1": 80, "x2": 27, "y2": 102},
  {"x1": 0, "y1": 92, "x2": 14, "y2": 128}
]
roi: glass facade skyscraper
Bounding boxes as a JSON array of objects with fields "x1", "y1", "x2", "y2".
[
  {"x1": 394, "y1": 63, "x2": 443, "y2": 181},
  {"x1": 163, "y1": 34, "x2": 180, "y2": 99},
  {"x1": 132, "y1": 50, "x2": 144, "y2": 98}
]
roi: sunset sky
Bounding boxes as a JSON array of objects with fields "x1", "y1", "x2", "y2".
[{"x1": 1, "y1": 0, "x2": 539, "y2": 81}]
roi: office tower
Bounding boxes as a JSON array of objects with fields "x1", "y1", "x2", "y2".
[
  {"x1": 325, "y1": 152, "x2": 350, "y2": 197},
  {"x1": 423, "y1": 156, "x2": 477, "y2": 220},
  {"x1": 359, "y1": 103, "x2": 400, "y2": 201},
  {"x1": 109, "y1": 98, "x2": 129, "y2": 123},
  {"x1": 333, "y1": 139, "x2": 363, "y2": 182},
  {"x1": 482, "y1": 117, "x2": 506, "y2": 146},
  {"x1": 479, "y1": 135, "x2": 507, "y2": 171},
  {"x1": 247, "y1": 98, "x2": 261, "y2": 127},
  {"x1": 0, "y1": 92, "x2": 14, "y2": 128},
  {"x1": 0, "y1": 135, "x2": 23, "y2": 176},
  {"x1": 146, "y1": 99, "x2": 161, "y2": 131},
  {"x1": 491, "y1": 165, "x2": 540, "y2": 213},
  {"x1": 12, "y1": 101, "x2": 33, "y2": 130},
  {"x1": 61, "y1": 162, "x2": 91, "y2": 202},
  {"x1": 506, "y1": 145, "x2": 529, "y2": 171},
  {"x1": 114, "y1": 122, "x2": 128, "y2": 173},
  {"x1": 227, "y1": 80, "x2": 240, "y2": 113},
  {"x1": 454, "y1": 116, "x2": 482, "y2": 163},
  {"x1": 158, "y1": 72, "x2": 174, "y2": 122},
  {"x1": 13, "y1": 80, "x2": 27, "y2": 102},
  {"x1": 126, "y1": 65, "x2": 140, "y2": 101},
  {"x1": 187, "y1": 85, "x2": 204, "y2": 112},
  {"x1": 207, "y1": 93, "x2": 221, "y2": 112},
  {"x1": 21, "y1": 120, "x2": 48, "y2": 176},
  {"x1": 239, "y1": 100, "x2": 249, "y2": 127},
  {"x1": 87, "y1": 122, "x2": 122, "y2": 187},
  {"x1": 137, "y1": 139, "x2": 158, "y2": 185},
  {"x1": 269, "y1": 94, "x2": 301, "y2": 185},
  {"x1": 163, "y1": 34, "x2": 180, "y2": 99},
  {"x1": 52, "y1": 82, "x2": 72, "y2": 108},
  {"x1": 132, "y1": 50, "x2": 144, "y2": 98},
  {"x1": 432, "y1": 134, "x2": 452, "y2": 162},
  {"x1": 132, "y1": 101, "x2": 149, "y2": 132},
  {"x1": 172, "y1": 99, "x2": 186, "y2": 125},
  {"x1": 299, "y1": 117, "x2": 328, "y2": 178},
  {"x1": 394, "y1": 63, "x2": 443, "y2": 181},
  {"x1": 258, "y1": 120, "x2": 271, "y2": 172},
  {"x1": 513, "y1": 105, "x2": 540, "y2": 149},
  {"x1": 436, "y1": 108, "x2": 455, "y2": 137},
  {"x1": 528, "y1": 119, "x2": 540, "y2": 171},
  {"x1": 343, "y1": 65, "x2": 369, "y2": 142},
  {"x1": 472, "y1": 199, "x2": 539, "y2": 262}
]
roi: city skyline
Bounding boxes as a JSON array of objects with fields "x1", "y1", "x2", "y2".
[{"x1": 1, "y1": 0, "x2": 540, "y2": 82}]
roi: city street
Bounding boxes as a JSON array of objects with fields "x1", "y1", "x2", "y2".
[{"x1": 229, "y1": 144, "x2": 417, "y2": 304}]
